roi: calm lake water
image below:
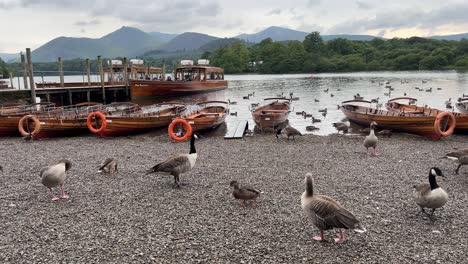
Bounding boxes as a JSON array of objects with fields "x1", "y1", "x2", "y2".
[{"x1": 5, "y1": 71, "x2": 468, "y2": 136}]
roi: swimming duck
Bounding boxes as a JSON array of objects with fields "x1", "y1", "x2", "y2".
[
  {"x1": 312, "y1": 116, "x2": 322, "y2": 123},
  {"x1": 301, "y1": 173, "x2": 365, "y2": 243},
  {"x1": 40, "y1": 159, "x2": 72, "y2": 201},
  {"x1": 98, "y1": 158, "x2": 118, "y2": 174},
  {"x1": 251, "y1": 103, "x2": 259, "y2": 107},
  {"x1": 363, "y1": 121, "x2": 378, "y2": 156},
  {"x1": 228, "y1": 99, "x2": 237, "y2": 105},
  {"x1": 230, "y1": 180, "x2": 262, "y2": 206},
  {"x1": 146, "y1": 134, "x2": 198, "y2": 188},
  {"x1": 318, "y1": 108, "x2": 327, "y2": 113},
  {"x1": 306, "y1": 126, "x2": 319, "y2": 131},
  {"x1": 314, "y1": 99, "x2": 320, "y2": 103},
  {"x1": 230, "y1": 112, "x2": 238, "y2": 116},
  {"x1": 414, "y1": 167, "x2": 448, "y2": 215},
  {"x1": 444, "y1": 149, "x2": 468, "y2": 174},
  {"x1": 243, "y1": 95, "x2": 250, "y2": 100},
  {"x1": 276, "y1": 126, "x2": 302, "y2": 140},
  {"x1": 332, "y1": 118, "x2": 350, "y2": 134}
]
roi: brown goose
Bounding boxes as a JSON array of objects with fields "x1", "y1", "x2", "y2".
[
  {"x1": 301, "y1": 173, "x2": 365, "y2": 243},
  {"x1": 276, "y1": 126, "x2": 302, "y2": 140},
  {"x1": 444, "y1": 148, "x2": 468, "y2": 174},
  {"x1": 363, "y1": 121, "x2": 378, "y2": 156},
  {"x1": 414, "y1": 167, "x2": 448, "y2": 215},
  {"x1": 98, "y1": 158, "x2": 118, "y2": 174},
  {"x1": 229, "y1": 180, "x2": 262, "y2": 206},
  {"x1": 332, "y1": 118, "x2": 350, "y2": 134},
  {"x1": 40, "y1": 159, "x2": 72, "y2": 201}
]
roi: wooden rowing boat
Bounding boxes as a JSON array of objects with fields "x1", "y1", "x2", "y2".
[
  {"x1": 183, "y1": 101, "x2": 228, "y2": 131},
  {"x1": 252, "y1": 98, "x2": 290, "y2": 130},
  {"x1": 0, "y1": 102, "x2": 56, "y2": 137},
  {"x1": 456, "y1": 98, "x2": 468, "y2": 114},
  {"x1": 340, "y1": 99, "x2": 454, "y2": 140},
  {"x1": 386, "y1": 97, "x2": 468, "y2": 134}
]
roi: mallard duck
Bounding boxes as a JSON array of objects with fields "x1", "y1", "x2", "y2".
[
  {"x1": 98, "y1": 158, "x2": 118, "y2": 174},
  {"x1": 364, "y1": 121, "x2": 378, "y2": 156},
  {"x1": 229, "y1": 180, "x2": 262, "y2": 206},
  {"x1": 146, "y1": 134, "x2": 198, "y2": 188},
  {"x1": 332, "y1": 118, "x2": 350, "y2": 134},
  {"x1": 40, "y1": 159, "x2": 72, "y2": 201},
  {"x1": 444, "y1": 149, "x2": 468, "y2": 174},
  {"x1": 301, "y1": 173, "x2": 365, "y2": 243},
  {"x1": 414, "y1": 167, "x2": 448, "y2": 215},
  {"x1": 276, "y1": 126, "x2": 302, "y2": 140}
]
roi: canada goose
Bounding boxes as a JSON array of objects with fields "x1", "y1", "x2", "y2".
[
  {"x1": 414, "y1": 167, "x2": 448, "y2": 215},
  {"x1": 312, "y1": 116, "x2": 321, "y2": 123},
  {"x1": 364, "y1": 121, "x2": 378, "y2": 156},
  {"x1": 230, "y1": 180, "x2": 262, "y2": 206},
  {"x1": 426, "y1": 88, "x2": 432, "y2": 92},
  {"x1": 318, "y1": 108, "x2": 327, "y2": 113},
  {"x1": 301, "y1": 173, "x2": 365, "y2": 243},
  {"x1": 40, "y1": 159, "x2": 72, "y2": 201},
  {"x1": 248, "y1": 92, "x2": 255, "y2": 97},
  {"x1": 304, "y1": 113, "x2": 313, "y2": 118},
  {"x1": 146, "y1": 134, "x2": 198, "y2": 188},
  {"x1": 228, "y1": 99, "x2": 237, "y2": 105},
  {"x1": 443, "y1": 149, "x2": 468, "y2": 174},
  {"x1": 332, "y1": 118, "x2": 350, "y2": 134},
  {"x1": 422, "y1": 80, "x2": 427, "y2": 83},
  {"x1": 370, "y1": 97, "x2": 379, "y2": 103},
  {"x1": 314, "y1": 99, "x2": 320, "y2": 103},
  {"x1": 330, "y1": 94, "x2": 334, "y2": 97},
  {"x1": 437, "y1": 87, "x2": 442, "y2": 90},
  {"x1": 98, "y1": 158, "x2": 117, "y2": 174},
  {"x1": 230, "y1": 112, "x2": 238, "y2": 116},
  {"x1": 290, "y1": 97, "x2": 300, "y2": 101},
  {"x1": 276, "y1": 126, "x2": 302, "y2": 140},
  {"x1": 322, "y1": 111, "x2": 327, "y2": 118},
  {"x1": 337, "y1": 105, "x2": 341, "y2": 110},
  {"x1": 377, "y1": 129, "x2": 392, "y2": 137},
  {"x1": 306, "y1": 126, "x2": 319, "y2": 131},
  {"x1": 323, "y1": 88, "x2": 329, "y2": 93},
  {"x1": 403, "y1": 92, "x2": 407, "y2": 96},
  {"x1": 243, "y1": 95, "x2": 250, "y2": 100},
  {"x1": 296, "y1": 111, "x2": 304, "y2": 115},
  {"x1": 276, "y1": 92, "x2": 284, "y2": 97}
]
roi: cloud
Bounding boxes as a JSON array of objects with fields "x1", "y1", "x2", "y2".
[
  {"x1": 74, "y1": 19, "x2": 101, "y2": 27},
  {"x1": 307, "y1": 0, "x2": 321, "y2": 7},
  {"x1": 266, "y1": 8, "x2": 282, "y2": 16},
  {"x1": 356, "y1": 1, "x2": 372, "y2": 10}
]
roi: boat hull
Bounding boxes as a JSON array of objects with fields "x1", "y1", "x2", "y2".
[
  {"x1": 252, "y1": 101, "x2": 290, "y2": 130},
  {"x1": 130, "y1": 80, "x2": 227, "y2": 100},
  {"x1": 98, "y1": 116, "x2": 174, "y2": 137},
  {"x1": 31, "y1": 118, "x2": 90, "y2": 139},
  {"x1": 0, "y1": 117, "x2": 21, "y2": 137},
  {"x1": 184, "y1": 105, "x2": 227, "y2": 132}
]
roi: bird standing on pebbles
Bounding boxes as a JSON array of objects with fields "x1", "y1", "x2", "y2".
[
  {"x1": 229, "y1": 180, "x2": 263, "y2": 206},
  {"x1": 364, "y1": 121, "x2": 378, "y2": 156},
  {"x1": 146, "y1": 134, "x2": 198, "y2": 188},
  {"x1": 414, "y1": 167, "x2": 448, "y2": 216},
  {"x1": 276, "y1": 126, "x2": 302, "y2": 140},
  {"x1": 98, "y1": 158, "x2": 118, "y2": 174},
  {"x1": 0, "y1": 165, "x2": 3, "y2": 172},
  {"x1": 40, "y1": 159, "x2": 72, "y2": 201},
  {"x1": 443, "y1": 149, "x2": 468, "y2": 174},
  {"x1": 301, "y1": 173, "x2": 366, "y2": 243},
  {"x1": 332, "y1": 118, "x2": 350, "y2": 134}
]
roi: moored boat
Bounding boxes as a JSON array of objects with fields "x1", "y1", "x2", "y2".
[
  {"x1": 0, "y1": 102, "x2": 56, "y2": 137},
  {"x1": 183, "y1": 101, "x2": 228, "y2": 131},
  {"x1": 340, "y1": 99, "x2": 455, "y2": 140},
  {"x1": 252, "y1": 98, "x2": 290, "y2": 130},
  {"x1": 456, "y1": 98, "x2": 468, "y2": 114}
]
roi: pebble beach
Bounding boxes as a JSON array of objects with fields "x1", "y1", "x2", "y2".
[{"x1": 1, "y1": 132, "x2": 468, "y2": 263}]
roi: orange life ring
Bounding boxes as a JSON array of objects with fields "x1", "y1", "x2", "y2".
[
  {"x1": 168, "y1": 118, "x2": 192, "y2": 141},
  {"x1": 434, "y1": 112, "x2": 456, "y2": 137},
  {"x1": 18, "y1": 115, "x2": 41, "y2": 137},
  {"x1": 87, "y1": 111, "x2": 107, "y2": 134}
]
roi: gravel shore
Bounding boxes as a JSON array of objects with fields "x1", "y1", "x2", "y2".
[{"x1": 1, "y1": 131, "x2": 467, "y2": 263}]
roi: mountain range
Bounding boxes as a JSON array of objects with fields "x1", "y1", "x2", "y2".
[{"x1": 1, "y1": 26, "x2": 468, "y2": 62}]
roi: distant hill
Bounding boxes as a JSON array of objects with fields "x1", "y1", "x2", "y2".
[
  {"x1": 32, "y1": 27, "x2": 169, "y2": 62},
  {"x1": 322, "y1": 34, "x2": 381, "y2": 41},
  {"x1": 0, "y1": 53, "x2": 19, "y2": 62},
  {"x1": 430, "y1": 33, "x2": 468, "y2": 40},
  {"x1": 159, "y1": 32, "x2": 219, "y2": 52},
  {"x1": 148, "y1": 32, "x2": 178, "y2": 43},
  {"x1": 198, "y1": 38, "x2": 246, "y2": 52}
]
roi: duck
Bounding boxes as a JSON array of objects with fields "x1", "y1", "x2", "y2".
[
  {"x1": 306, "y1": 126, "x2": 319, "y2": 131},
  {"x1": 251, "y1": 103, "x2": 259, "y2": 107},
  {"x1": 337, "y1": 105, "x2": 341, "y2": 110},
  {"x1": 318, "y1": 108, "x2": 327, "y2": 113},
  {"x1": 248, "y1": 91, "x2": 255, "y2": 97},
  {"x1": 229, "y1": 180, "x2": 262, "y2": 206},
  {"x1": 363, "y1": 121, "x2": 378, "y2": 156},
  {"x1": 146, "y1": 134, "x2": 198, "y2": 188},
  {"x1": 314, "y1": 99, "x2": 320, "y2": 103},
  {"x1": 370, "y1": 97, "x2": 379, "y2": 103},
  {"x1": 230, "y1": 112, "x2": 238, "y2": 116},
  {"x1": 426, "y1": 87, "x2": 433, "y2": 92},
  {"x1": 312, "y1": 116, "x2": 321, "y2": 123},
  {"x1": 377, "y1": 129, "x2": 392, "y2": 137},
  {"x1": 332, "y1": 118, "x2": 350, "y2": 134},
  {"x1": 302, "y1": 111, "x2": 313, "y2": 118},
  {"x1": 276, "y1": 126, "x2": 302, "y2": 140},
  {"x1": 276, "y1": 92, "x2": 284, "y2": 97},
  {"x1": 301, "y1": 173, "x2": 366, "y2": 243},
  {"x1": 243, "y1": 95, "x2": 250, "y2": 100},
  {"x1": 40, "y1": 159, "x2": 72, "y2": 201},
  {"x1": 414, "y1": 167, "x2": 448, "y2": 216},
  {"x1": 98, "y1": 158, "x2": 118, "y2": 174},
  {"x1": 323, "y1": 88, "x2": 329, "y2": 93},
  {"x1": 228, "y1": 99, "x2": 237, "y2": 105},
  {"x1": 443, "y1": 148, "x2": 468, "y2": 174},
  {"x1": 330, "y1": 94, "x2": 334, "y2": 97},
  {"x1": 322, "y1": 111, "x2": 327, "y2": 118},
  {"x1": 296, "y1": 111, "x2": 304, "y2": 115},
  {"x1": 437, "y1": 87, "x2": 442, "y2": 90}
]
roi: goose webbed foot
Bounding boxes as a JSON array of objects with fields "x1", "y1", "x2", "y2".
[
  {"x1": 60, "y1": 185, "x2": 69, "y2": 199},
  {"x1": 251, "y1": 200, "x2": 257, "y2": 207},
  {"x1": 49, "y1": 188, "x2": 59, "y2": 201},
  {"x1": 313, "y1": 230, "x2": 326, "y2": 242},
  {"x1": 372, "y1": 149, "x2": 379, "y2": 156},
  {"x1": 334, "y1": 230, "x2": 346, "y2": 244},
  {"x1": 239, "y1": 200, "x2": 245, "y2": 206}
]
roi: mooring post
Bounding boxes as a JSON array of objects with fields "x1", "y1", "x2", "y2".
[
  {"x1": 87, "y1": 91, "x2": 91, "y2": 102},
  {"x1": 46, "y1": 93, "x2": 51, "y2": 103},
  {"x1": 86, "y1": 58, "x2": 91, "y2": 86},
  {"x1": 123, "y1": 57, "x2": 129, "y2": 99},
  {"x1": 26, "y1": 48, "x2": 36, "y2": 103},
  {"x1": 58, "y1": 57, "x2": 64, "y2": 88},
  {"x1": 9, "y1": 71, "x2": 13, "y2": 88},
  {"x1": 109, "y1": 59, "x2": 114, "y2": 85},
  {"x1": 20, "y1": 52, "x2": 28, "y2": 90},
  {"x1": 98, "y1": 55, "x2": 106, "y2": 103},
  {"x1": 68, "y1": 89, "x2": 73, "y2": 105}
]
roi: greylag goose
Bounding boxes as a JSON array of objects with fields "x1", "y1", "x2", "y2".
[
  {"x1": 229, "y1": 180, "x2": 262, "y2": 206},
  {"x1": 414, "y1": 167, "x2": 448, "y2": 215},
  {"x1": 98, "y1": 158, "x2": 118, "y2": 174},
  {"x1": 276, "y1": 126, "x2": 302, "y2": 140},
  {"x1": 301, "y1": 173, "x2": 365, "y2": 243},
  {"x1": 363, "y1": 121, "x2": 378, "y2": 156},
  {"x1": 444, "y1": 148, "x2": 468, "y2": 174},
  {"x1": 146, "y1": 134, "x2": 198, "y2": 188},
  {"x1": 40, "y1": 159, "x2": 72, "y2": 201},
  {"x1": 332, "y1": 118, "x2": 350, "y2": 134}
]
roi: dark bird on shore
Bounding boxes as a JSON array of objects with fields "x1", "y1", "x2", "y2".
[
  {"x1": 306, "y1": 126, "x2": 320, "y2": 131},
  {"x1": 228, "y1": 99, "x2": 237, "y2": 105},
  {"x1": 230, "y1": 112, "x2": 238, "y2": 116},
  {"x1": 302, "y1": 111, "x2": 312, "y2": 118},
  {"x1": 248, "y1": 91, "x2": 255, "y2": 97},
  {"x1": 276, "y1": 126, "x2": 302, "y2": 140},
  {"x1": 426, "y1": 87, "x2": 432, "y2": 92},
  {"x1": 146, "y1": 134, "x2": 198, "y2": 188},
  {"x1": 443, "y1": 149, "x2": 468, "y2": 174},
  {"x1": 0, "y1": 165, "x2": 3, "y2": 172},
  {"x1": 332, "y1": 118, "x2": 350, "y2": 134},
  {"x1": 364, "y1": 121, "x2": 378, "y2": 156},
  {"x1": 40, "y1": 159, "x2": 72, "y2": 201},
  {"x1": 404, "y1": 92, "x2": 407, "y2": 96},
  {"x1": 98, "y1": 158, "x2": 118, "y2": 174},
  {"x1": 422, "y1": 80, "x2": 428, "y2": 83},
  {"x1": 230, "y1": 180, "x2": 263, "y2": 206},
  {"x1": 276, "y1": 92, "x2": 284, "y2": 97},
  {"x1": 414, "y1": 167, "x2": 448, "y2": 216},
  {"x1": 301, "y1": 173, "x2": 366, "y2": 243},
  {"x1": 377, "y1": 129, "x2": 392, "y2": 137}
]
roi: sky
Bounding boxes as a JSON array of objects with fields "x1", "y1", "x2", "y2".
[{"x1": 1, "y1": 0, "x2": 468, "y2": 53}]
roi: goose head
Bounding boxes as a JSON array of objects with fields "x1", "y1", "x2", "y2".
[
  {"x1": 189, "y1": 133, "x2": 199, "y2": 154},
  {"x1": 275, "y1": 128, "x2": 283, "y2": 138},
  {"x1": 428, "y1": 167, "x2": 444, "y2": 190},
  {"x1": 230, "y1": 180, "x2": 240, "y2": 189},
  {"x1": 58, "y1": 159, "x2": 72, "y2": 171},
  {"x1": 370, "y1": 121, "x2": 378, "y2": 129},
  {"x1": 304, "y1": 173, "x2": 314, "y2": 197}
]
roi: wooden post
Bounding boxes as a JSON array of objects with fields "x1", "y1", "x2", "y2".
[
  {"x1": 109, "y1": 59, "x2": 114, "y2": 85},
  {"x1": 20, "y1": 52, "x2": 28, "y2": 90},
  {"x1": 86, "y1": 58, "x2": 91, "y2": 86},
  {"x1": 26, "y1": 48, "x2": 36, "y2": 103},
  {"x1": 46, "y1": 93, "x2": 51, "y2": 103},
  {"x1": 122, "y1": 57, "x2": 129, "y2": 98},
  {"x1": 68, "y1": 89, "x2": 73, "y2": 105},
  {"x1": 98, "y1": 56, "x2": 106, "y2": 102},
  {"x1": 58, "y1": 57, "x2": 64, "y2": 88},
  {"x1": 17, "y1": 76, "x2": 20, "y2": 89},
  {"x1": 87, "y1": 91, "x2": 91, "y2": 102},
  {"x1": 9, "y1": 71, "x2": 13, "y2": 88}
]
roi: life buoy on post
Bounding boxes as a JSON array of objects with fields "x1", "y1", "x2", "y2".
[
  {"x1": 87, "y1": 111, "x2": 107, "y2": 134},
  {"x1": 168, "y1": 118, "x2": 192, "y2": 141},
  {"x1": 434, "y1": 112, "x2": 456, "y2": 137},
  {"x1": 18, "y1": 115, "x2": 41, "y2": 137}
]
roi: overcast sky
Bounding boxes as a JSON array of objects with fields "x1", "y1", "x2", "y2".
[{"x1": 1, "y1": 0, "x2": 468, "y2": 53}]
